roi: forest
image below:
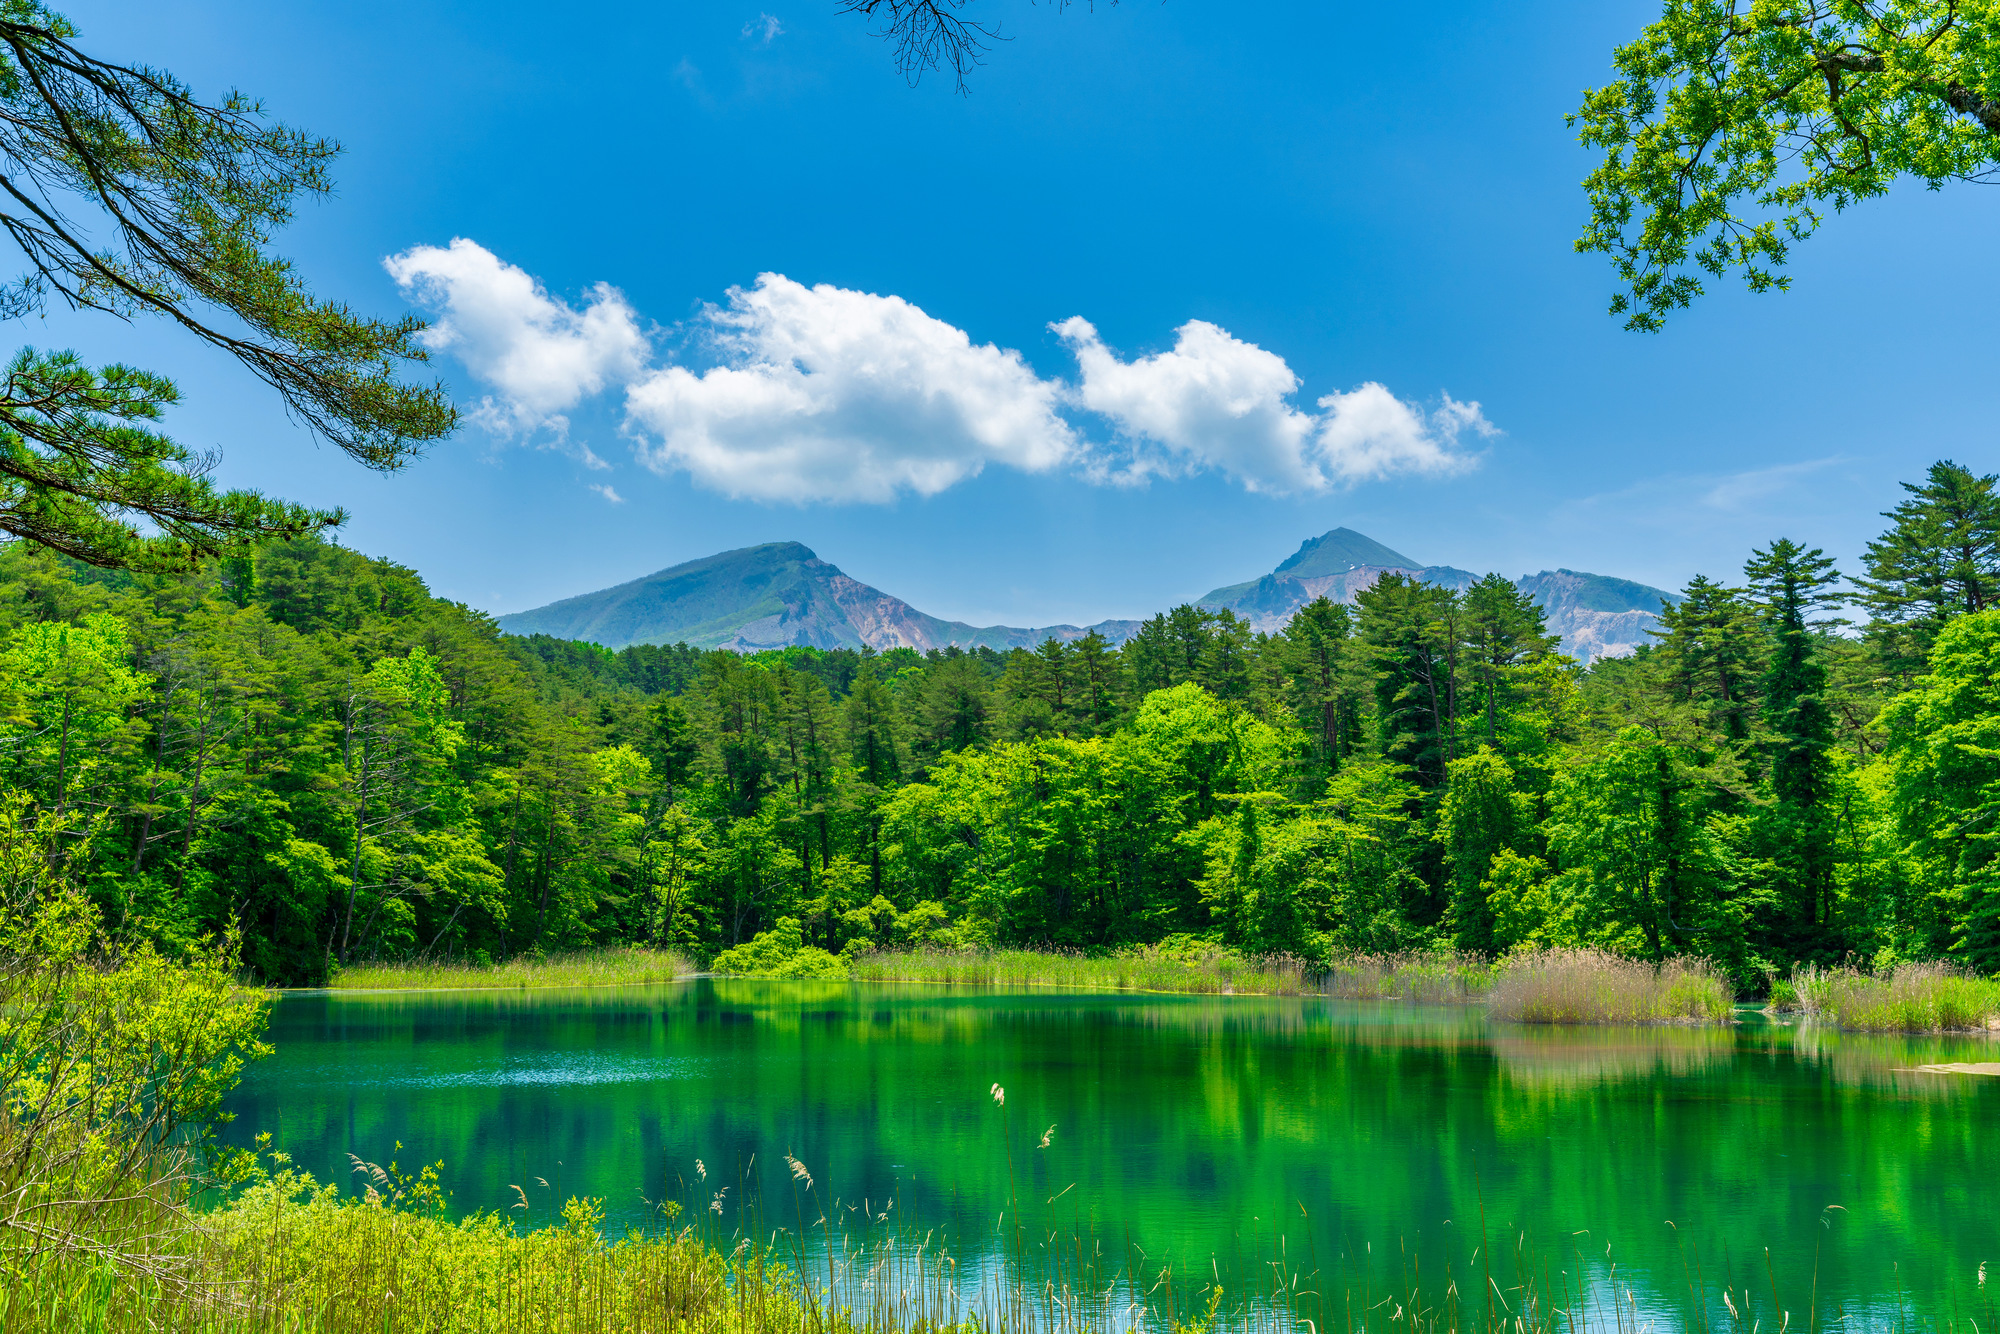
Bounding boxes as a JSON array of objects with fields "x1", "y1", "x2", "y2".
[{"x1": 3, "y1": 460, "x2": 1997, "y2": 988}]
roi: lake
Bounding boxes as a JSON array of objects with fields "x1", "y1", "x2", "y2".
[{"x1": 227, "y1": 980, "x2": 1999, "y2": 1329}]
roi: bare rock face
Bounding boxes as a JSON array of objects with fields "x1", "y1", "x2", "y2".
[
  {"x1": 498, "y1": 542, "x2": 1142, "y2": 652},
  {"x1": 496, "y1": 529, "x2": 1674, "y2": 664},
  {"x1": 1198, "y1": 539, "x2": 1675, "y2": 665}
]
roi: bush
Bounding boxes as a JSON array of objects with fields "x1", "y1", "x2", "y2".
[
  {"x1": 0, "y1": 793, "x2": 270, "y2": 1281},
  {"x1": 710, "y1": 919, "x2": 847, "y2": 979}
]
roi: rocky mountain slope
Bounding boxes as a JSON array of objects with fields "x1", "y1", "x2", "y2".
[
  {"x1": 496, "y1": 543, "x2": 1141, "y2": 652},
  {"x1": 499, "y1": 529, "x2": 1677, "y2": 663},
  {"x1": 1197, "y1": 528, "x2": 1676, "y2": 661}
]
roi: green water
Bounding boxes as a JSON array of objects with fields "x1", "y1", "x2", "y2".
[{"x1": 228, "y1": 980, "x2": 1999, "y2": 1326}]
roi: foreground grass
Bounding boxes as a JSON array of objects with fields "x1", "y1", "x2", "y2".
[
  {"x1": 5, "y1": 1165, "x2": 1977, "y2": 1334},
  {"x1": 1487, "y1": 949, "x2": 1735, "y2": 1024},
  {"x1": 327, "y1": 947, "x2": 692, "y2": 992},
  {"x1": 1790, "y1": 961, "x2": 2000, "y2": 1032},
  {"x1": 2, "y1": 1177, "x2": 851, "y2": 1334}
]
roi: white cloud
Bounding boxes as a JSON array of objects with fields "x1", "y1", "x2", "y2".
[
  {"x1": 1055, "y1": 317, "x2": 1490, "y2": 492},
  {"x1": 623, "y1": 274, "x2": 1075, "y2": 503},
  {"x1": 1315, "y1": 384, "x2": 1492, "y2": 484},
  {"x1": 384, "y1": 239, "x2": 648, "y2": 444},
  {"x1": 384, "y1": 241, "x2": 1495, "y2": 505},
  {"x1": 589, "y1": 483, "x2": 625, "y2": 504},
  {"x1": 742, "y1": 13, "x2": 783, "y2": 43}
]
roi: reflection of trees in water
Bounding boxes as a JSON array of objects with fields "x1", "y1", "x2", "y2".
[
  {"x1": 233, "y1": 983, "x2": 1997, "y2": 1330},
  {"x1": 1487, "y1": 1024, "x2": 1735, "y2": 1089},
  {"x1": 1781, "y1": 1022, "x2": 2000, "y2": 1095}
]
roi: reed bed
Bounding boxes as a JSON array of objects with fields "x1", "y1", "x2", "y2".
[
  {"x1": 1793, "y1": 961, "x2": 2000, "y2": 1032},
  {"x1": 1487, "y1": 948, "x2": 1734, "y2": 1025},
  {"x1": 846, "y1": 945, "x2": 1319, "y2": 995},
  {"x1": 1321, "y1": 950, "x2": 1494, "y2": 1003},
  {"x1": 326, "y1": 947, "x2": 693, "y2": 992},
  {"x1": 847, "y1": 946, "x2": 1494, "y2": 1003}
]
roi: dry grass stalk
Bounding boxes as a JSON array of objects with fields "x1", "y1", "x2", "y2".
[
  {"x1": 327, "y1": 947, "x2": 692, "y2": 992},
  {"x1": 847, "y1": 945, "x2": 1494, "y2": 1004},
  {"x1": 1487, "y1": 948, "x2": 1734, "y2": 1025},
  {"x1": 1794, "y1": 961, "x2": 2000, "y2": 1032}
]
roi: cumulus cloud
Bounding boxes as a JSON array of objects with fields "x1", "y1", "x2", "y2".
[
  {"x1": 384, "y1": 241, "x2": 1494, "y2": 504},
  {"x1": 1054, "y1": 317, "x2": 1490, "y2": 492},
  {"x1": 384, "y1": 238, "x2": 648, "y2": 444},
  {"x1": 589, "y1": 483, "x2": 625, "y2": 504},
  {"x1": 623, "y1": 274, "x2": 1075, "y2": 503}
]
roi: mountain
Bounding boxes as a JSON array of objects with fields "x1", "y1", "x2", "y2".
[
  {"x1": 495, "y1": 542, "x2": 1142, "y2": 652},
  {"x1": 1197, "y1": 530, "x2": 1677, "y2": 663},
  {"x1": 500, "y1": 529, "x2": 1677, "y2": 664}
]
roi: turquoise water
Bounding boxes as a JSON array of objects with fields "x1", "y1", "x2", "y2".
[{"x1": 226, "y1": 980, "x2": 2000, "y2": 1326}]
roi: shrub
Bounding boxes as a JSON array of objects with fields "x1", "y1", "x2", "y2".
[
  {"x1": 0, "y1": 794, "x2": 270, "y2": 1282},
  {"x1": 711, "y1": 919, "x2": 847, "y2": 979}
]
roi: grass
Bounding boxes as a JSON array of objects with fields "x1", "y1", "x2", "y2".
[
  {"x1": 845, "y1": 945, "x2": 1494, "y2": 1003},
  {"x1": 4, "y1": 1155, "x2": 1983, "y2": 1334},
  {"x1": 840, "y1": 946, "x2": 1739, "y2": 1024},
  {"x1": 1793, "y1": 960, "x2": 2000, "y2": 1032},
  {"x1": 326, "y1": 947, "x2": 693, "y2": 992},
  {"x1": 1486, "y1": 948, "x2": 1735, "y2": 1025},
  {"x1": 323, "y1": 942, "x2": 1738, "y2": 1030}
]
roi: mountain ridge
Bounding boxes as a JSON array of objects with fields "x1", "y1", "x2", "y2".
[
  {"x1": 498, "y1": 530, "x2": 1679, "y2": 663},
  {"x1": 496, "y1": 542, "x2": 1141, "y2": 653},
  {"x1": 1195, "y1": 540, "x2": 1678, "y2": 661}
]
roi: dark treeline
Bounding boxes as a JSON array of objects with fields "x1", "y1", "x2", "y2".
[{"x1": 4, "y1": 461, "x2": 1999, "y2": 986}]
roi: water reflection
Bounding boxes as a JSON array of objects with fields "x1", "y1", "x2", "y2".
[{"x1": 229, "y1": 981, "x2": 1999, "y2": 1330}]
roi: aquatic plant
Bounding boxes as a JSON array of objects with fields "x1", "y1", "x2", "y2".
[
  {"x1": 1794, "y1": 961, "x2": 2000, "y2": 1032},
  {"x1": 843, "y1": 943, "x2": 1497, "y2": 1003},
  {"x1": 327, "y1": 946, "x2": 693, "y2": 991},
  {"x1": 845, "y1": 943, "x2": 1321, "y2": 995},
  {"x1": 1486, "y1": 948, "x2": 1734, "y2": 1024}
]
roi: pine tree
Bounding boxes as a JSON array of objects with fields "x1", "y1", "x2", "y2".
[
  {"x1": 1068, "y1": 630, "x2": 1125, "y2": 737},
  {"x1": 1653, "y1": 575, "x2": 1763, "y2": 748},
  {"x1": 1357, "y1": 574, "x2": 1460, "y2": 788},
  {"x1": 1462, "y1": 573, "x2": 1557, "y2": 750},
  {"x1": 1280, "y1": 597, "x2": 1365, "y2": 775},
  {"x1": 1744, "y1": 538, "x2": 1844, "y2": 949},
  {"x1": 1857, "y1": 460, "x2": 2000, "y2": 683}
]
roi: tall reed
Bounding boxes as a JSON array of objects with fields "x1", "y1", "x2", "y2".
[
  {"x1": 1794, "y1": 961, "x2": 2000, "y2": 1032},
  {"x1": 846, "y1": 945, "x2": 1493, "y2": 1004},
  {"x1": 327, "y1": 947, "x2": 693, "y2": 992},
  {"x1": 1487, "y1": 948, "x2": 1734, "y2": 1024}
]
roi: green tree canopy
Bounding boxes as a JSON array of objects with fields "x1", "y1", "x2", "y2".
[{"x1": 1576, "y1": 0, "x2": 2000, "y2": 330}]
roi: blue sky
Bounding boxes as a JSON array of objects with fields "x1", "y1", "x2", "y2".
[{"x1": 52, "y1": 0, "x2": 2000, "y2": 627}]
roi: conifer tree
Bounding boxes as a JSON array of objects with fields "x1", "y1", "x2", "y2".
[
  {"x1": 1280, "y1": 597, "x2": 1365, "y2": 775},
  {"x1": 0, "y1": 7, "x2": 455, "y2": 568},
  {"x1": 1652, "y1": 574, "x2": 1763, "y2": 756},
  {"x1": 1857, "y1": 461, "x2": 2000, "y2": 683},
  {"x1": 1744, "y1": 538, "x2": 1844, "y2": 947},
  {"x1": 1462, "y1": 573, "x2": 1557, "y2": 750}
]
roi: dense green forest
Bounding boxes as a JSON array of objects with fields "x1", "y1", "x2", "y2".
[{"x1": 3, "y1": 461, "x2": 1997, "y2": 987}]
